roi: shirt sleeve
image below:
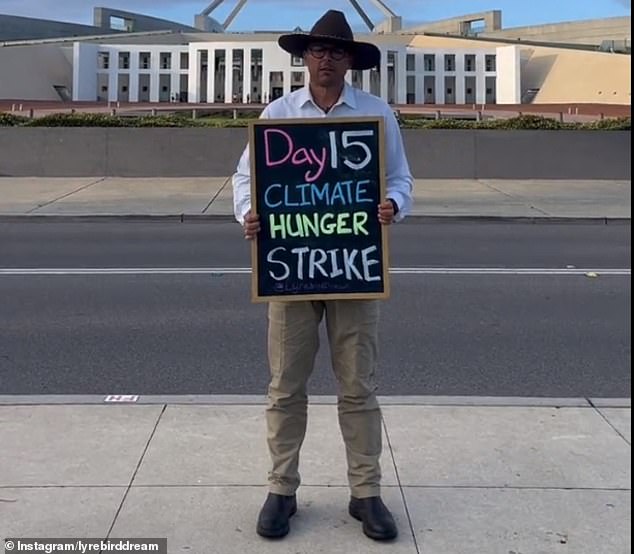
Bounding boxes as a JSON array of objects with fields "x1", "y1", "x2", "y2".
[
  {"x1": 231, "y1": 105, "x2": 271, "y2": 225},
  {"x1": 383, "y1": 108, "x2": 413, "y2": 222}
]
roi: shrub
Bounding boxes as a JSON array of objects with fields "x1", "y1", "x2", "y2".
[
  {"x1": 490, "y1": 115, "x2": 567, "y2": 130},
  {"x1": 24, "y1": 113, "x2": 133, "y2": 127},
  {"x1": 2, "y1": 110, "x2": 629, "y2": 130},
  {"x1": 581, "y1": 117, "x2": 631, "y2": 131},
  {"x1": 0, "y1": 113, "x2": 29, "y2": 126}
]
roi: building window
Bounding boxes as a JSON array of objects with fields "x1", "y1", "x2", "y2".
[
  {"x1": 406, "y1": 54, "x2": 416, "y2": 71},
  {"x1": 485, "y1": 54, "x2": 496, "y2": 72},
  {"x1": 101, "y1": 86, "x2": 108, "y2": 92},
  {"x1": 444, "y1": 54, "x2": 455, "y2": 72},
  {"x1": 119, "y1": 52, "x2": 130, "y2": 70},
  {"x1": 98, "y1": 52, "x2": 109, "y2": 70},
  {"x1": 486, "y1": 88, "x2": 493, "y2": 94},
  {"x1": 161, "y1": 53, "x2": 171, "y2": 70},
  {"x1": 447, "y1": 88, "x2": 453, "y2": 94},
  {"x1": 424, "y1": 54, "x2": 435, "y2": 72},
  {"x1": 121, "y1": 86, "x2": 128, "y2": 92},
  {"x1": 427, "y1": 88, "x2": 433, "y2": 94},
  {"x1": 291, "y1": 55, "x2": 304, "y2": 67},
  {"x1": 466, "y1": 88, "x2": 473, "y2": 95},
  {"x1": 140, "y1": 52, "x2": 151, "y2": 70},
  {"x1": 142, "y1": 86, "x2": 149, "y2": 92},
  {"x1": 180, "y1": 52, "x2": 189, "y2": 70},
  {"x1": 465, "y1": 54, "x2": 476, "y2": 72}
]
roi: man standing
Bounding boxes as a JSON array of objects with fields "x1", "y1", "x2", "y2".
[{"x1": 232, "y1": 9, "x2": 413, "y2": 541}]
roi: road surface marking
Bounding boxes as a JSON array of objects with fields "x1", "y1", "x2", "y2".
[{"x1": 0, "y1": 267, "x2": 630, "y2": 275}]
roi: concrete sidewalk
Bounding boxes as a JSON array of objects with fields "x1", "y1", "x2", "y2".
[
  {"x1": 0, "y1": 398, "x2": 630, "y2": 553},
  {"x1": 0, "y1": 177, "x2": 630, "y2": 219}
]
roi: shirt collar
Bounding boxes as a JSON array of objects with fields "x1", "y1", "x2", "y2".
[{"x1": 296, "y1": 82, "x2": 358, "y2": 111}]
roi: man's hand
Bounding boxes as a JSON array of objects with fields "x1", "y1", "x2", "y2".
[
  {"x1": 378, "y1": 200, "x2": 396, "y2": 225},
  {"x1": 243, "y1": 211, "x2": 261, "y2": 240}
]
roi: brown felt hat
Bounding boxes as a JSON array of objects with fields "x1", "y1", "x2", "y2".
[{"x1": 278, "y1": 9, "x2": 381, "y2": 70}]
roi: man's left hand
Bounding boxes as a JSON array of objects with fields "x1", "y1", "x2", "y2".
[{"x1": 378, "y1": 200, "x2": 395, "y2": 225}]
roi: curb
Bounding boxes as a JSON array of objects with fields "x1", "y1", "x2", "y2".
[
  {"x1": 0, "y1": 395, "x2": 630, "y2": 408},
  {"x1": 0, "y1": 214, "x2": 630, "y2": 224}
]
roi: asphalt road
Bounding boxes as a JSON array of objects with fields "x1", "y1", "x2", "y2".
[{"x1": 0, "y1": 220, "x2": 630, "y2": 397}]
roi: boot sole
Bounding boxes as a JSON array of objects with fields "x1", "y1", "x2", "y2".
[
  {"x1": 349, "y1": 505, "x2": 398, "y2": 541},
  {"x1": 256, "y1": 506, "x2": 297, "y2": 538}
]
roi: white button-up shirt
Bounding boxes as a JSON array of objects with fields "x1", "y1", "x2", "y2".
[{"x1": 232, "y1": 83, "x2": 413, "y2": 224}]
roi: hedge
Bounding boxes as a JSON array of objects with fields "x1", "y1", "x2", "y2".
[{"x1": 0, "y1": 112, "x2": 630, "y2": 130}]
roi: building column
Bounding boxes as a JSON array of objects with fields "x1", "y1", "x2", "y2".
[
  {"x1": 188, "y1": 48, "x2": 199, "y2": 103},
  {"x1": 362, "y1": 69, "x2": 371, "y2": 93},
  {"x1": 380, "y1": 49, "x2": 388, "y2": 102},
  {"x1": 415, "y1": 65, "x2": 424, "y2": 104},
  {"x1": 261, "y1": 66, "x2": 271, "y2": 103},
  {"x1": 283, "y1": 70, "x2": 292, "y2": 96},
  {"x1": 150, "y1": 51, "x2": 160, "y2": 103},
  {"x1": 129, "y1": 51, "x2": 140, "y2": 102},
  {"x1": 108, "y1": 69, "x2": 118, "y2": 103},
  {"x1": 224, "y1": 48, "x2": 233, "y2": 103},
  {"x1": 397, "y1": 50, "x2": 407, "y2": 104},
  {"x1": 476, "y1": 53, "x2": 486, "y2": 105},
  {"x1": 435, "y1": 53, "x2": 444, "y2": 105},
  {"x1": 243, "y1": 48, "x2": 252, "y2": 103},
  {"x1": 170, "y1": 61, "x2": 180, "y2": 104},
  {"x1": 455, "y1": 52, "x2": 465, "y2": 104},
  {"x1": 207, "y1": 49, "x2": 215, "y2": 103}
]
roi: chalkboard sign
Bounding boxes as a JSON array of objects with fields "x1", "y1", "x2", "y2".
[{"x1": 249, "y1": 117, "x2": 389, "y2": 302}]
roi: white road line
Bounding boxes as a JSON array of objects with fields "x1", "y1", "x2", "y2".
[{"x1": 0, "y1": 267, "x2": 630, "y2": 275}]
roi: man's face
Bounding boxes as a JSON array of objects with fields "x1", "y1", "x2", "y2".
[{"x1": 304, "y1": 42, "x2": 352, "y2": 87}]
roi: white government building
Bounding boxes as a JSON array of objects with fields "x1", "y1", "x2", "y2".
[
  {"x1": 1, "y1": 1, "x2": 630, "y2": 106},
  {"x1": 73, "y1": 38, "x2": 517, "y2": 105}
]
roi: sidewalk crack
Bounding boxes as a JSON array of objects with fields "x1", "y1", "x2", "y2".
[
  {"x1": 587, "y1": 398, "x2": 631, "y2": 446},
  {"x1": 104, "y1": 404, "x2": 167, "y2": 544},
  {"x1": 26, "y1": 177, "x2": 107, "y2": 214},
  {"x1": 202, "y1": 176, "x2": 231, "y2": 214},
  {"x1": 481, "y1": 180, "x2": 551, "y2": 216},
  {"x1": 382, "y1": 413, "x2": 421, "y2": 553}
]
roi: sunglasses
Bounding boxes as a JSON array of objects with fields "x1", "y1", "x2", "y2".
[{"x1": 307, "y1": 45, "x2": 348, "y2": 61}]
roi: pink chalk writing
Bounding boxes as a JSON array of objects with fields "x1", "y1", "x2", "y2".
[{"x1": 264, "y1": 128, "x2": 327, "y2": 182}]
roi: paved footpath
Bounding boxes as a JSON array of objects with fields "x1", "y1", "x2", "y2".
[
  {"x1": 0, "y1": 397, "x2": 631, "y2": 553},
  {"x1": 0, "y1": 177, "x2": 630, "y2": 219}
]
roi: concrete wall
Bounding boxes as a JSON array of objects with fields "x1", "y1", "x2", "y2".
[
  {"x1": 0, "y1": 45, "x2": 73, "y2": 100},
  {"x1": 496, "y1": 46, "x2": 521, "y2": 104},
  {"x1": 405, "y1": 13, "x2": 631, "y2": 46},
  {"x1": 527, "y1": 49, "x2": 631, "y2": 105},
  {"x1": 405, "y1": 11, "x2": 502, "y2": 35},
  {"x1": 480, "y1": 16, "x2": 631, "y2": 46},
  {"x1": 0, "y1": 14, "x2": 117, "y2": 42},
  {"x1": 93, "y1": 8, "x2": 199, "y2": 33},
  {"x1": 73, "y1": 43, "x2": 98, "y2": 102},
  {"x1": 0, "y1": 129, "x2": 628, "y2": 180}
]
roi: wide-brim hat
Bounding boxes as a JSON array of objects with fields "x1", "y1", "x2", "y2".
[{"x1": 278, "y1": 10, "x2": 380, "y2": 71}]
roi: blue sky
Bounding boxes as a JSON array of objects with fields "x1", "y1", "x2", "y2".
[{"x1": 1, "y1": 0, "x2": 630, "y2": 30}]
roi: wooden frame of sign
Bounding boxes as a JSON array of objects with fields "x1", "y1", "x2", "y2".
[{"x1": 249, "y1": 116, "x2": 390, "y2": 302}]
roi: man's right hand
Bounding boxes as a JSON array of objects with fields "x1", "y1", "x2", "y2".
[{"x1": 243, "y1": 211, "x2": 261, "y2": 240}]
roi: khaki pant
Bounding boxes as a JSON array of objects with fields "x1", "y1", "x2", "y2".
[{"x1": 266, "y1": 299, "x2": 382, "y2": 499}]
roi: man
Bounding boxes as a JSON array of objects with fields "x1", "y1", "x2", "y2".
[{"x1": 232, "y1": 9, "x2": 413, "y2": 541}]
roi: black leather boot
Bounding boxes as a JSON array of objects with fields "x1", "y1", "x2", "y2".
[
  {"x1": 256, "y1": 493, "x2": 297, "y2": 538},
  {"x1": 349, "y1": 496, "x2": 397, "y2": 540}
]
